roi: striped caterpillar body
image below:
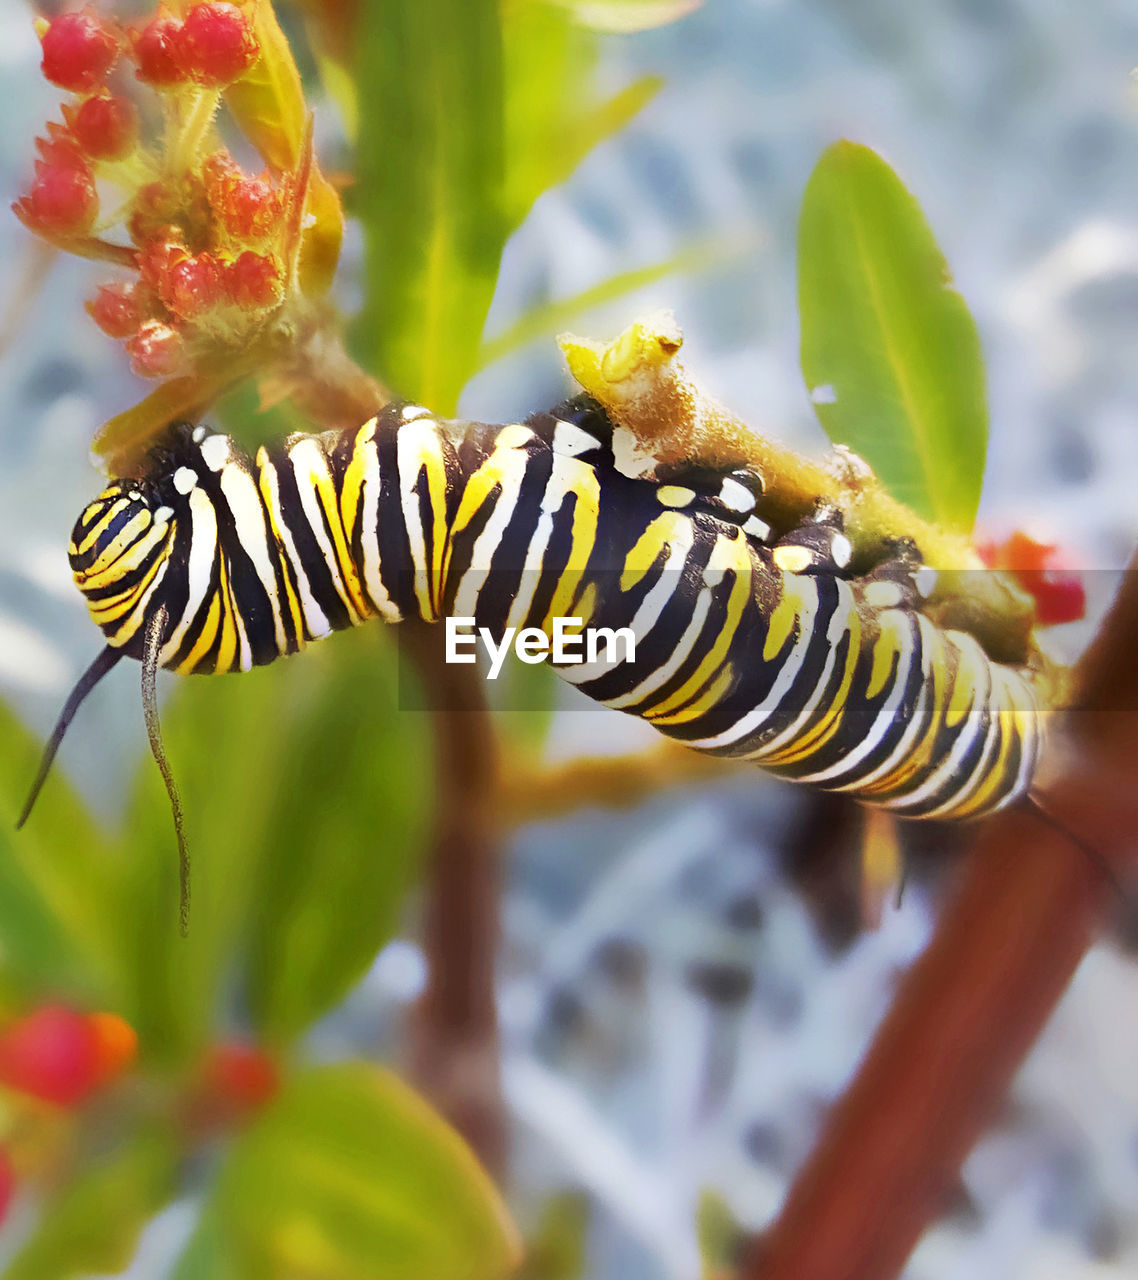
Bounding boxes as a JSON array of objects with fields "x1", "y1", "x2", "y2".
[{"x1": 68, "y1": 396, "x2": 1042, "y2": 822}]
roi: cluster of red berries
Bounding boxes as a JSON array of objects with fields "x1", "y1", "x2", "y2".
[
  {"x1": 0, "y1": 1004, "x2": 138, "y2": 1223},
  {"x1": 16, "y1": 3, "x2": 291, "y2": 379},
  {"x1": 977, "y1": 530, "x2": 1087, "y2": 627}
]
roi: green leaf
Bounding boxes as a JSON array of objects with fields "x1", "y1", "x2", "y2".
[
  {"x1": 1, "y1": 1126, "x2": 177, "y2": 1280},
  {"x1": 798, "y1": 141, "x2": 988, "y2": 531},
  {"x1": 478, "y1": 238, "x2": 730, "y2": 370},
  {"x1": 352, "y1": 0, "x2": 506, "y2": 413},
  {"x1": 502, "y1": 3, "x2": 660, "y2": 231},
  {"x1": 172, "y1": 1210, "x2": 268, "y2": 1280},
  {"x1": 243, "y1": 628, "x2": 430, "y2": 1043},
  {"x1": 201, "y1": 1063, "x2": 521, "y2": 1280},
  {"x1": 517, "y1": 1192, "x2": 589, "y2": 1280},
  {"x1": 0, "y1": 700, "x2": 123, "y2": 1004}
]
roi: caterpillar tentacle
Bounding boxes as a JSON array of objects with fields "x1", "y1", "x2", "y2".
[{"x1": 61, "y1": 394, "x2": 1044, "y2": 825}]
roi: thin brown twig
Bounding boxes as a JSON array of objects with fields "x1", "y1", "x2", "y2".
[{"x1": 400, "y1": 619, "x2": 508, "y2": 1179}]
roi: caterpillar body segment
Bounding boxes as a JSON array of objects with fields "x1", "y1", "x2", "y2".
[{"x1": 69, "y1": 396, "x2": 1044, "y2": 821}]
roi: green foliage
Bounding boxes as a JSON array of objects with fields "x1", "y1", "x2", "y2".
[
  {"x1": 1, "y1": 1127, "x2": 178, "y2": 1280},
  {"x1": 119, "y1": 628, "x2": 428, "y2": 1061},
  {"x1": 798, "y1": 140, "x2": 988, "y2": 532},
  {"x1": 352, "y1": 0, "x2": 506, "y2": 414},
  {"x1": 180, "y1": 1064, "x2": 520, "y2": 1280}
]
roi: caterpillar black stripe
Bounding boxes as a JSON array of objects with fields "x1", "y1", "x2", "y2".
[{"x1": 59, "y1": 394, "x2": 1043, "y2": 824}]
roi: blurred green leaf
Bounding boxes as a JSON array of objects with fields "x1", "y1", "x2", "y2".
[
  {"x1": 0, "y1": 701, "x2": 123, "y2": 1004},
  {"x1": 119, "y1": 660, "x2": 299, "y2": 1065},
  {"x1": 172, "y1": 1210, "x2": 268, "y2": 1280},
  {"x1": 502, "y1": 4, "x2": 660, "y2": 231},
  {"x1": 517, "y1": 1191, "x2": 590, "y2": 1280},
  {"x1": 550, "y1": 0, "x2": 704, "y2": 33},
  {"x1": 695, "y1": 1189, "x2": 744, "y2": 1279},
  {"x1": 798, "y1": 140, "x2": 988, "y2": 531},
  {"x1": 201, "y1": 1062, "x2": 521, "y2": 1280},
  {"x1": 120, "y1": 626, "x2": 428, "y2": 1061},
  {"x1": 352, "y1": 0, "x2": 506, "y2": 413},
  {"x1": 1, "y1": 1126, "x2": 177, "y2": 1280},
  {"x1": 244, "y1": 628, "x2": 429, "y2": 1043},
  {"x1": 478, "y1": 239, "x2": 728, "y2": 370}
]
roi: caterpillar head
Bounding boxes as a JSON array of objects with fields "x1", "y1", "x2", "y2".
[{"x1": 69, "y1": 471, "x2": 180, "y2": 662}]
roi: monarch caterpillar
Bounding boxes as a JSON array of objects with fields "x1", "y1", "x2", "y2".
[{"x1": 23, "y1": 394, "x2": 1046, "y2": 923}]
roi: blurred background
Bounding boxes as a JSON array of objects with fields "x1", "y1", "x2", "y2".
[{"x1": 3, "y1": 1, "x2": 1138, "y2": 1277}]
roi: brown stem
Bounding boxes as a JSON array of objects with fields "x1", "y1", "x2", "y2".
[
  {"x1": 743, "y1": 553, "x2": 1138, "y2": 1280},
  {"x1": 400, "y1": 620, "x2": 508, "y2": 1179}
]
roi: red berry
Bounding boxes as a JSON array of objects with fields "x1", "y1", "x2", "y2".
[
  {"x1": 68, "y1": 95, "x2": 139, "y2": 162},
  {"x1": 218, "y1": 174, "x2": 280, "y2": 241},
  {"x1": 159, "y1": 252, "x2": 223, "y2": 318},
  {"x1": 0, "y1": 1148, "x2": 14, "y2": 1227},
  {"x1": 133, "y1": 9, "x2": 187, "y2": 87},
  {"x1": 178, "y1": 3, "x2": 259, "y2": 86},
  {"x1": 127, "y1": 321, "x2": 186, "y2": 378},
  {"x1": 15, "y1": 163, "x2": 98, "y2": 237},
  {"x1": 87, "y1": 1012, "x2": 138, "y2": 1085},
  {"x1": 203, "y1": 1042, "x2": 279, "y2": 1111},
  {"x1": 0, "y1": 1005, "x2": 101, "y2": 1107},
  {"x1": 87, "y1": 283, "x2": 143, "y2": 338},
  {"x1": 225, "y1": 251, "x2": 282, "y2": 310},
  {"x1": 39, "y1": 8, "x2": 119, "y2": 93}
]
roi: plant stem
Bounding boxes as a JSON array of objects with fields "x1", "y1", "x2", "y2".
[{"x1": 400, "y1": 619, "x2": 508, "y2": 1179}]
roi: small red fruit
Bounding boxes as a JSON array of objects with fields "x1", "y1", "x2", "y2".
[
  {"x1": 39, "y1": 8, "x2": 119, "y2": 94},
  {"x1": 0, "y1": 1148, "x2": 14, "y2": 1227},
  {"x1": 68, "y1": 95, "x2": 139, "y2": 162},
  {"x1": 977, "y1": 530, "x2": 1086, "y2": 627},
  {"x1": 35, "y1": 123, "x2": 87, "y2": 171},
  {"x1": 15, "y1": 163, "x2": 98, "y2": 237},
  {"x1": 178, "y1": 3, "x2": 259, "y2": 87},
  {"x1": 0, "y1": 1005, "x2": 101, "y2": 1107},
  {"x1": 133, "y1": 9, "x2": 187, "y2": 87},
  {"x1": 87, "y1": 283, "x2": 143, "y2": 338},
  {"x1": 127, "y1": 321, "x2": 186, "y2": 378},
  {"x1": 137, "y1": 237, "x2": 190, "y2": 291},
  {"x1": 87, "y1": 1012, "x2": 138, "y2": 1085},
  {"x1": 204, "y1": 1042, "x2": 280, "y2": 1111},
  {"x1": 225, "y1": 251, "x2": 282, "y2": 310},
  {"x1": 159, "y1": 253, "x2": 224, "y2": 318}
]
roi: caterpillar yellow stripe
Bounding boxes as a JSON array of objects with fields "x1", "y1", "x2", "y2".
[{"x1": 68, "y1": 395, "x2": 1043, "y2": 821}]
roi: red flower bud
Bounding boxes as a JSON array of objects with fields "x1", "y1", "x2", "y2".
[
  {"x1": 15, "y1": 163, "x2": 98, "y2": 237},
  {"x1": 126, "y1": 322, "x2": 186, "y2": 376},
  {"x1": 225, "y1": 251, "x2": 282, "y2": 310},
  {"x1": 178, "y1": 3, "x2": 259, "y2": 87},
  {"x1": 87, "y1": 283, "x2": 143, "y2": 338},
  {"x1": 217, "y1": 174, "x2": 281, "y2": 241},
  {"x1": 0, "y1": 1005, "x2": 101, "y2": 1107},
  {"x1": 976, "y1": 530, "x2": 1086, "y2": 627},
  {"x1": 35, "y1": 123, "x2": 88, "y2": 171},
  {"x1": 68, "y1": 95, "x2": 139, "y2": 162},
  {"x1": 133, "y1": 9, "x2": 187, "y2": 87},
  {"x1": 203, "y1": 1042, "x2": 279, "y2": 1112},
  {"x1": 39, "y1": 7, "x2": 119, "y2": 94},
  {"x1": 87, "y1": 1012, "x2": 138, "y2": 1085},
  {"x1": 127, "y1": 321, "x2": 186, "y2": 378},
  {"x1": 0, "y1": 1148, "x2": 14, "y2": 1227},
  {"x1": 159, "y1": 252, "x2": 224, "y2": 318},
  {"x1": 137, "y1": 237, "x2": 189, "y2": 291}
]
